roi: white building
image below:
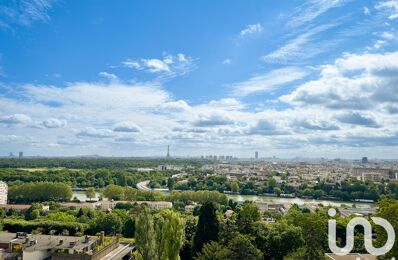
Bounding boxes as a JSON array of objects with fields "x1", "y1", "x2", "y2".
[{"x1": 0, "y1": 181, "x2": 7, "y2": 205}]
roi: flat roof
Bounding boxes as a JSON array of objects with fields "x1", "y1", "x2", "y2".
[{"x1": 0, "y1": 232, "x2": 98, "y2": 254}]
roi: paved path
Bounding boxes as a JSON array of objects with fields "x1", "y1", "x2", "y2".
[
  {"x1": 136, "y1": 180, "x2": 169, "y2": 193},
  {"x1": 100, "y1": 243, "x2": 133, "y2": 260},
  {"x1": 136, "y1": 180, "x2": 152, "y2": 191}
]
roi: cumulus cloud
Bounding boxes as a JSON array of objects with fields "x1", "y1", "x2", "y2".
[
  {"x1": 247, "y1": 119, "x2": 288, "y2": 136},
  {"x1": 336, "y1": 112, "x2": 380, "y2": 128},
  {"x1": 280, "y1": 51, "x2": 398, "y2": 109},
  {"x1": 293, "y1": 119, "x2": 340, "y2": 131},
  {"x1": 113, "y1": 121, "x2": 141, "y2": 132},
  {"x1": 192, "y1": 113, "x2": 235, "y2": 127},
  {"x1": 206, "y1": 98, "x2": 244, "y2": 110},
  {"x1": 240, "y1": 23, "x2": 263, "y2": 36},
  {"x1": 0, "y1": 114, "x2": 32, "y2": 125},
  {"x1": 77, "y1": 127, "x2": 114, "y2": 138},
  {"x1": 161, "y1": 100, "x2": 190, "y2": 111},
  {"x1": 41, "y1": 118, "x2": 67, "y2": 128},
  {"x1": 376, "y1": 0, "x2": 398, "y2": 19}
]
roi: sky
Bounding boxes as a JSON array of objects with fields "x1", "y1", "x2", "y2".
[{"x1": 0, "y1": 0, "x2": 398, "y2": 158}]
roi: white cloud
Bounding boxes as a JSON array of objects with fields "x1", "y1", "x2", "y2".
[
  {"x1": 113, "y1": 121, "x2": 141, "y2": 132},
  {"x1": 121, "y1": 53, "x2": 196, "y2": 79},
  {"x1": 363, "y1": 6, "x2": 371, "y2": 15},
  {"x1": 281, "y1": 51, "x2": 398, "y2": 109},
  {"x1": 0, "y1": 0, "x2": 55, "y2": 28},
  {"x1": 122, "y1": 60, "x2": 140, "y2": 69},
  {"x1": 142, "y1": 59, "x2": 170, "y2": 73},
  {"x1": 207, "y1": 98, "x2": 244, "y2": 110},
  {"x1": 42, "y1": 118, "x2": 67, "y2": 128},
  {"x1": 99, "y1": 71, "x2": 118, "y2": 80},
  {"x1": 0, "y1": 114, "x2": 32, "y2": 125},
  {"x1": 285, "y1": 0, "x2": 345, "y2": 28},
  {"x1": 161, "y1": 100, "x2": 191, "y2": 111},
  {"x1": 229, "y1": 67, "x2": 309, "y2": 96},
  {"x1": 77, "y1": 127, "x2": 114, "y2": 138},
  {"x1": 376, "y1": 0, "x2": 398, "y2": 19},
  {"x1": 262, "y1": 24, "x2": 337, "y2": 63},
  {"x1": 336, "y1": 112, "x2": 380, "y2": 128},
  {"x1": 240, "y1": 23, "x2": 263, "y2": 36},
  {"x1": 192, "y1": 113, "x2": 235, "y2": 127},
  {"x1": 23, "y1": 81, "x2": 170, "y2": 110}
]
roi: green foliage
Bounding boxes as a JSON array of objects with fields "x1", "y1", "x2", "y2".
[
  {"x1": 9, "y1": 182, "x2": 72, "y2": 203},
  {"x1": 192, "y1": 202, "x2": 219, "y2": 256},
  {"x1": 2, "y1": 219, "x2": 88, "y2": 235},
  {"x1": 135, "y1": 207, "x2": 157, "y2": 260},
  {"x1": 170, "y1": 190, "x2": 228, "y2": 205},
  {"x1": 122, "y1": 218, "x2": 135, "y2": 238},
  {"x1": 135, "y1": 206, "x2": 185, "y2": 260},
  {"x1": 0, "y1": 158, "x2": 203, "y2": 169},
  {"x1": 227, "y1": 233, "x2": 263, "y2": 260},
  {"x1": 45, "y1": 212, "x2": 77, "y2": 222},
  {"x1": 95, "y1": 213, "x2": 123, "y2": 235},
  {"x1": 236, "y1": 201, "x2": 261, "y2": 234},
  {"x1": 85, "y1": 187, "x2": 96, "y2": 201},
  {"x1": 167, "y1": 177, "x2": 175, "y2": 190},
  {"x1": 155, "y1": 209, "x2": 185, "y2": 260},
  {"x1": 231, "y1": 182, "x2": 239, "y2": 193},
  {"x1": 262, "y1": 221, "x2": 304, "y2": 259},
  {"x1": 286, "y1": 207, "x2": 328, "y2": 259},
  {"x1": 102, "y1": 185, "x2": 165, "y2": 201},
  {"x1": 375, "y1": 198, "x2": 398, "y2": 259},
  {"x1": 195, "y1": 241, "x2": 232, "y2": 260}
]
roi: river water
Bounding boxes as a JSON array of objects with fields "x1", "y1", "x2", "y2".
[
  {"x1": 226, "y1": 194, "x2": 375, "y2": 209},
  {"x1": 71, "y1": 190, "x2": 375, "y2": 209}
]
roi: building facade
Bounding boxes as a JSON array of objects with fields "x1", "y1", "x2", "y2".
[{"x1": 0, "y1": 181, "x2": 7, "y2": 205}]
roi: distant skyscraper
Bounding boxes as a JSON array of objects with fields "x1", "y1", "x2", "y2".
[
  {"x1": 166, "y1": 145, "x2": 170, "y2": 158},
  {"x1": 9, "y1": 152, "x2": 14, "y2": 157},
  {"x1": 362, "y1": 157, "x2": 368, "y2": 164},
  {"x1": 255, "y1": 151, "x2": 258, "y2": 159},
  {"x1": 19, "y1": 152, "x2": 23, "y2": 158}
]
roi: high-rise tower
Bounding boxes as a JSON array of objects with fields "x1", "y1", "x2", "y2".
[{"x1": 167, "y1": 145, "x2": 170, "y2": 158}]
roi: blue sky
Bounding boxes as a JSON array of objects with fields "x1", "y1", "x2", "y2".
[{"x1": 1, "y1": 0, "x2": 398, "y2": 158}]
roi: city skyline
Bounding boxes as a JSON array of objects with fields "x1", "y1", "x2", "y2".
[{"x1": 1, "y1": 0, "x2": 398, "y2": 158}]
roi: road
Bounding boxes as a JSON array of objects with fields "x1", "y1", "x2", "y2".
[
  {"x1": 100, "y1": 243, "x2": 133, "y2": 260},
  {"x1": 136, "y1": 180, "x2": 169, "y2": 193},
  {"x1": 136, "y1": 180, "x2": 152, "y2": 191}
]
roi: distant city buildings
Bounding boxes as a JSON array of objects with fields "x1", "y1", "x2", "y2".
[
  {"x1": 0, "y1": 181, "x2": 7, "y2": 205},
  {"x1": 362, "y1": 157, "x2": 368, "y2": 164},
  {"x1": 255, "y1": 151, "x2": 259, "y2": 159},
  {"x1": 18, "y1": 152, "x2": 23, "y2": 158},
  {"x1": 201, "y1": 155, "x2": 234, "y2": 160},
  {"x1": 166, "y1": 145, "x2": 170, "y2": 158},
  {"x1": 351, "y1": 167, "x2": 395, "y2": 182}
]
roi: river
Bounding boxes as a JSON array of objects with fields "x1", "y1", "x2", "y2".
[
  {"x1": 226, "y1": 194, "x2": 375, "y2": 209},
  {"x1": 71, "y1": 190, "x2": 375, "y2": 209}
]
